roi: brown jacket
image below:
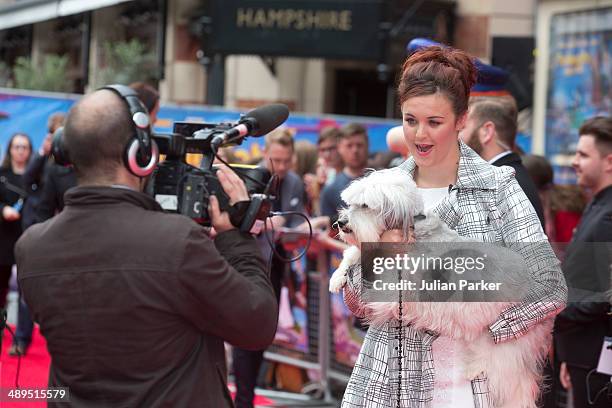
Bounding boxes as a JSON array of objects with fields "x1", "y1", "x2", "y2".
[{"x1": 16, "y1": 186, "x2": 278, "y2": 407}]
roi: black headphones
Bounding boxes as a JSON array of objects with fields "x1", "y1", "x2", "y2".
[
  {"x1": 52, "y1": 84, "x2": 159, "y2": 177},
  {"x1": 51, "y1": 126, "x2": 70, "y2": 166}
]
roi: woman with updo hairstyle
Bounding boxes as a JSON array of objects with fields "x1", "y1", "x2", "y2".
[{"x1": 340, "y1": 47, "x2": 566, "y2": 407}]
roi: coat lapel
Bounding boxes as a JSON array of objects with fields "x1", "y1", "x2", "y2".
[{"x1": 398, "y1": 141, "x2": 497, "y2": 232}]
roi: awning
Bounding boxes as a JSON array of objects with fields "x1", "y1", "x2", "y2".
[{"x1": 0, "y1": 0, "x2": 135, "y2": 31}]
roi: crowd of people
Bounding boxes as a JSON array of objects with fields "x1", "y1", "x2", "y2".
[{"x1": 0, "y1": 47, "x2": 610, "y2": 408}]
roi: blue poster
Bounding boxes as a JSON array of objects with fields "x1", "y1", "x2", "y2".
[{"x1": 0, "y1": 90, "x2": 77, "y2": 150}]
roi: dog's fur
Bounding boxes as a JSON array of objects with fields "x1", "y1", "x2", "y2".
[{"x1": 330, "y1": 167, "x2": 552, "y2": 408}]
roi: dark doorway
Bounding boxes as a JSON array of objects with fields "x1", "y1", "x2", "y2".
[
  {"x1": 333, "y1": 69, "x2": 388, "y2": 118},
  {"x1": 492, "y1": 37, "x2": 535, "y2": 111}
]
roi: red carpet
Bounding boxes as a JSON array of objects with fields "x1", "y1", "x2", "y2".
[
  {"x1": 1, "y1": 326, "x2": 49, "y2": 407},
  {"x1": 1, "y1": 326, "x2": 274, "y2": 407}
]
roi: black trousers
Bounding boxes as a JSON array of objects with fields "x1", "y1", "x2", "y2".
[
  {"x1": 232, "y1": 252, "x2": 283, "y2": 408},
  {"x1": 232, "y1": 347, "x2": 266, "y2": 408},
  {"x1": 0, "y1": 264, "x2": 12, "y2": 310},
  {"x1": 568, "y1": 365, "x2": 611, "y2": 408}
]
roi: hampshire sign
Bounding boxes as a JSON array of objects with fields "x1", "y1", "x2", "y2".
[{"x1": 208, "y1": 0, "x2": 384, "y2": 60}]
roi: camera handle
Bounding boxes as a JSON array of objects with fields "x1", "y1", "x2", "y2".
[
  {"x1": 240, "y1": 194, "x2": 271, "y2": 233},
  {"x1": 226, "y1": 194, "x2": 271, "y2": 233}
]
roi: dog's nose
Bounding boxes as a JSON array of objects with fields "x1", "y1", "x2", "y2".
[
  {"x1": 333, "y1": 218, "x2": 353, "y2": 234},
  {"x1": 333, "y1": 218, "x2": 347, "y2": 229}
]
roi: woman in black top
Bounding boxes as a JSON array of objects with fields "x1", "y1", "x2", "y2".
[{"x1": 0, "y1": 133, "x2": 32, "y2": 309}]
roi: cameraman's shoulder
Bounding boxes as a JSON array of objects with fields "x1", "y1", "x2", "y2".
[
  {"x1": 154, "y1": 211, "x2": 209, "y2": 237},
  {"x1": 16, "y1": 225, "x2": 35, "y2": 251},
  {"x1": 15, "y1": 218, "x2": 53, "y2": 255}
]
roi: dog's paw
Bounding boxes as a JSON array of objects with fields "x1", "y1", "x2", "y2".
[
  {"x1": 461, "y1": 341, "x2": 488, "y2": 380},
  {"x1": 329, "y1": 269, "x2": 348, "y2": 293},
  {"x1": 462, "y1": 360, "x2": 486, "y2": 381}
]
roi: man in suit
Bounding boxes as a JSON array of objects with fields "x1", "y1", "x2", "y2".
[
  {"x1": 554, "y1": 116, "x2": 612, "y2": 408},
  {"x1": 460, "y1": 97, "x2": 545, "y2": 228}
]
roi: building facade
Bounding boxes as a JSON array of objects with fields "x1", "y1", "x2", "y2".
[{"x1": 0, "y1": 0, "x2": 539, "y2": 120}]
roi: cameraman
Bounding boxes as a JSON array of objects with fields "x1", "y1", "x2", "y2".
[{"x1": 15, "y1": 89, "x2": 278, "y2": 407}]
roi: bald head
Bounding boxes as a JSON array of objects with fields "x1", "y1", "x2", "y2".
[
  {"x1": 386, "y1": 126, "x2": 409, "y2": 158},
  {"x1": 64, "y1": 90, "x2": 134, "y2": 184}
]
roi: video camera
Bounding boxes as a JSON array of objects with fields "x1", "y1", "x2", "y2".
[{"x1": 149, "y1": 104, "x2": 289, "y2": 232}]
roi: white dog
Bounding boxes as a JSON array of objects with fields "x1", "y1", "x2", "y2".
[{"x1": 329, "y1": 167, "x2": 551, "y2": 408}]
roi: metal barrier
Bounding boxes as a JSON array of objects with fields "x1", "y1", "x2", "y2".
[{"x1": 261, "y1": 235, "x2": 362, "y2": 403}]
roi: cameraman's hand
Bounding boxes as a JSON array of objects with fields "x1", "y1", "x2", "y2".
[
  {"x1": 209, "y1": 196, "x2": 232, "y2": 233},
  {"x1": 209, "y1": 166, "x2": 249, "y2": 234},
  {"x1": 217, "y1": 165, "x2": 249, "y2": 205}
]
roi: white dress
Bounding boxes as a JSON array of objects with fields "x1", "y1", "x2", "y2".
[{"x1": 418, "y1": 187, "x2": 476, "y2": 408}]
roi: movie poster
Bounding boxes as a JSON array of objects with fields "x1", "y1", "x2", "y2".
[
  {"x1": 273, "y1": 244, "x2": 309, "y2": 355},
  {"x1": 546, "y1": 8, "x2": 612, "y2": 183}
]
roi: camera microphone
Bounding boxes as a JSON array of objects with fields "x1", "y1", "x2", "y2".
[{"x1": 210, "y1": 103, "x2": 290, "y2": 150}]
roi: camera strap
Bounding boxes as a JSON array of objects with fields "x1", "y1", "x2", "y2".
[
  {"x1": 228, "y1": 200, "x2": 251, "y2": 228},
  {"x1": 227, "y1": 195, "x2": 272, "y2": 233}
]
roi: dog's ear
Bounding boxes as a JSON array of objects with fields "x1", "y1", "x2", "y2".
[{"x1": 375, "y1": 169, "x2": 424, "y2": 239}]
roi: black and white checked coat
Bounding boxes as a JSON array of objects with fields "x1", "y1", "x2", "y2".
[{"x1": 341, "y1": 142, "x2": 567, "y2": 408}]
